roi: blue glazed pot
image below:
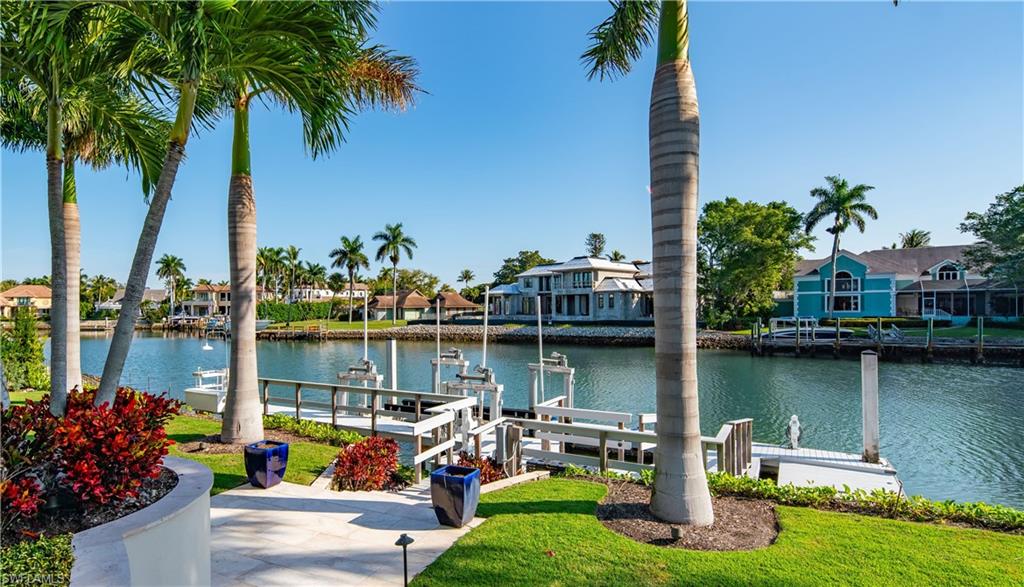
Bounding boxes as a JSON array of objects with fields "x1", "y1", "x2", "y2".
[
  {"x1": 244, "y1": 440, "x2": 289, "y2": 489},
  {"x1": 430, "y1": 465, "x2": 481, "y2": 528}
]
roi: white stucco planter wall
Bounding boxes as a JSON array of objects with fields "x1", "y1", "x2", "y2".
[{"x1": 70, "y1": 457, "x2": 213, "y2": 587}]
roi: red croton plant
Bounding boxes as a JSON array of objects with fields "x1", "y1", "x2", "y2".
[
  {"x1": 332, "y1": 436, "x2": 400, "y2": 491},
  {"x1": 0, "y1": 388, "x2": 180, "y2": 525}
]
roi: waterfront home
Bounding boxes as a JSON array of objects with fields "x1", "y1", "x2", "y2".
[
  {"x1": 289, "y1": 282, "x2": 368, "y2": 303},
  {"x1": 432, "y1": 291, "x2": 481, "y2": 319},
  {"x1": 488, "y1": 256, "x2": 654, "y2": 322},
  {"x1": 369, "y1": 289, "x2": 432, "y2": 320},
  {"x1": 791, "y1": 244, "x2": 1022, "y2": 321},
  {"x1": 0, "y1": 284, "x2": 51, "y2": 319},
  {"x1": 178, "y1": 284, "x2": 274, "y2": 317},
  {"x1": 95, "y1": 288, "x2": 168, "y2": 314}
]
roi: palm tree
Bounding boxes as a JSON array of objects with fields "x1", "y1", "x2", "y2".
[
  {"x1": 899, "y1": 229, "x2": 931, "y2": 249},
  {"x1": 582, "y1": 0, "x2": 713, "y2": 525},
  {"x1": 257, "y1": 246, "x2": 284, "y2": 300},
  {"x1": 804, "y1": 175, "x2": 878, "y2": 319},
  {"x1": 283, "y1": 245, "x2": 302, "y2": 326},
  {"x1": 330, "y1": 236, "x2": 371, "y2": 322},
  {"x1": 326, "y1": 272, "x2": 347, "y2": 322},
  {"x1": 607, "y1": 250, "x2": 627, "y2": 262},
  {"x1": 373, "y1": 223, "x2": 417, "y2": 324},
  {"x1": 2, "y1": 2, "x2": 167, "y2": 411},
  {"x1": 458, "y1": 269, "x2": 475, "y2": 287},
  {"x1": 155, "y1": 254, "x2": 186, "y2": 319}
]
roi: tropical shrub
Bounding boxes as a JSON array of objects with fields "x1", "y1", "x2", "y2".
[
  {"x1": 257, "y1": 301, "x2": 339, "y2": 322},
  {"x1": 0, "y1": 388, "x2": 179, "y2": 523},
  {"x1": 331, "y1": 436, "x2": 400, "y2": 491},
  {"x1": 0, "y1": 533, "x2": 74, "y2": 587},
  {"x1": 0, "y1": 308, "x2": 49, "y2": 391},
  {"x1": 263, "y1": 413, "x2": 362, "y2": 446},
  {"x1": 456, "y1": 452, "x2": 505, "y2": 485}
]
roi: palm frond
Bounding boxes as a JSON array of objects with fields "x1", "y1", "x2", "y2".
[{"x1": 581, "y1": 0, "x2": 660, "y2": 81}]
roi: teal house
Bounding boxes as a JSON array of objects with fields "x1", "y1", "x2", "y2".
[{"x1": 791, "y1": 245, "x2": 1021, "y2": 321}]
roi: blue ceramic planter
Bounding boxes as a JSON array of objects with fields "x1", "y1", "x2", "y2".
[
  {"x1": 244, "y1": 440, "x2": 289, "y2": 489},
  {"x1": 430, "y1": 465, "x2": 481, "y2": 528}
]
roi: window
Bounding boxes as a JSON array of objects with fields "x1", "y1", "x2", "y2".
[
  {"x1": 16, "y1": 297, "x2": 30, "y2": 306},
  {"x1": 553, "y1": 275, "x2": 561, "y2": 288},
  {"x1": 580, "y1": 295, "x2": 590, "y2": 316},
  {"x1": 522, "y1": 297, "x2": 532, "y2": 315},
  {"x1": 608, "y1": 294, "x2": 615, "y2": 309},
  {"x1": 825, "y1": 271, "x2": 860, "y2": 293},
  {"x1": 598, "y1": 294, "x2": 605, "y2": 309},
  {"x1": 936, "y1": 264, "x2": 959, "y2": 281},
  {"x1": 825, "y1": 295, "x2": 860, "y2": 312},
  {"x1": 524, "y1": 278, "x2": 533, "y2": 288},
  {"x1": 572, "y1": 271, "x2": 593, "y2": 289}
]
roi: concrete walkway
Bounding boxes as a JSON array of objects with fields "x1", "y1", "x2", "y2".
[{"x1": 210, "y1": 477, "x2": 482, "y2": 586}]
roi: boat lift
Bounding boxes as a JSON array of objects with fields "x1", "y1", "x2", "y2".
[
  {"x1": 443, "y1": 288, "x2": 504, "y2": 424},
  {"x1": 527, "y1": 295, "x2": 575, "y2": 411},
  {"x1": 337, "y1": 297, "x2": 384, "y2": 412},
  {"x1": 429, "y1": 298, "x2": 469, "y2": 394}
]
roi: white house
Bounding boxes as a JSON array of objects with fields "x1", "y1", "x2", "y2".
[
  {"x1": 489, "y1": 257, "x2": 654, "y2": 323},
  {"x1": 289, "y1": 282, "x2": 369, "y2": 303}
]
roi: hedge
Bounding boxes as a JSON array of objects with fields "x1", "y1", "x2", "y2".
[
  {"x1": 0, "y1": 534, "x2": 74, "y2": 586},
  {"x1": 263, "y1": 413, "x2": 362, "y2": 447},
  {"x1": 256, "y1": 301, "x2": 345, "y2": 322}
]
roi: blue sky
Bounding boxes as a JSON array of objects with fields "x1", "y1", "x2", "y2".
[{"x1": 2, "y1": 1, "x2": 1022, "y2": 287}]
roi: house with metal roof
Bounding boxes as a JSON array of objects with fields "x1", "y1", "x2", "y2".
[
  {"x1": 488, "y1": 256, "x2": 653, "y2": 322},
  {"x1": 792, "y1": 244, "x2": 1021, "y2": 321}
]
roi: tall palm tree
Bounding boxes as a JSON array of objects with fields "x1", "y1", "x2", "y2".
[
  {"x1": 283, "y1": 245, "x2": 302, "y2": 325},
  {"x1": 330, "y1": 235, "x2": 371, "y2": 322},
  {"x1": 96, "y1": 0, "x2": 336, "y2": 405},
  {"x1": 256, "y1": 246, "x2": 281, "y2": 300},
  {"x1": 373, "y1": 223, "x2": 417, "y2": 324},
  {"x1": 155, "y1": 254, "x2": 186, "y2": 318},
  {"x1": 607, "y1": 250, "x2": 627, "y2": 262},
  {"x1": 2, "y1": 2, "x2": 166, "y2": 411},
  {"x1": 326, "y1": 272, "x2": 347, "y2": 322},
  {"x1": 899, "y1": 229, "x2": 931, "y2": 249},
  {"x1": 804, "y1": 175, "x2": 878, "y2": 319},
  {"x1": 458, "y1": 269, "x2": 475, "y2": 287},
  {"x1": 583, "y1": 0, "x2": 713, "y2": 525}
]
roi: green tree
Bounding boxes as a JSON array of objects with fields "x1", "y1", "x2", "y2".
[
  {"x1": 804, "y1": 175, "x2": 878, "y2": 319},
  {"x1": 492, "y1": 250, "x2": 555, "y2": 285},
  {"x1": 155, "y1": 254, "x2": 186, "y2": 318},
  {"x1": 257, "y1": 246, "x2": 285, "y2": 301},
  {"x1": 284, "y1": 245, "x2": 302, "y2": 325},
  {"x1": 607, "y1": 250, "x2": 627, "y2": 262},
  {"x1": 458, "y1": 269, "x2": 475, "y2": 287},
  {"x1": 373, "y1": 223, "x2": 417, "y2": 324},
  {"x1": 583, "y1": 0, "x2": 713, "y2": 524},
  {"x1": 959, "y1": 185, "x2": 1024, "y2": 284},
  {"x1": 330, "y1": 236, "x2": 371, "y2": 322},
  {"x1": 373, "y1": 268, "x2": 439, "y2": 299},
  {"x1": 899, "y1": 229, "x2": 931, "y2": 248},
  {"x1": 1, "y1": 308, "x2": 49, "y2": 392},
  {"x1": 697, "y1": 198, "x2": 814, "y2": 328},
  {"x1": 585, "y1": 232, "x2": 607, "y2": 258}
]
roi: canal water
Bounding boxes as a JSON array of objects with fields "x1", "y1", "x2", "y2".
[{"x1": 75, "y1": 332, "x2": 1024, "y2": 509}]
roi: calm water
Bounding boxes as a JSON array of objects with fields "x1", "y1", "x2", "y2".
[{"x1": 72, "y1": 332, "x2": 1024, "y2": 508}]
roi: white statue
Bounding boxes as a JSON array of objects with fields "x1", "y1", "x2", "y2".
[{"x1": 784, "y1": 415, "x2": 802, "y2": 449}]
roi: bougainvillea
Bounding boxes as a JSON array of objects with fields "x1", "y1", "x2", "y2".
[
  {"x1": 457, "y1": 451, "x2": 506, "y2": 485},
  {"x1": 332, "y1": 436, "x2": 400, "y2": 491},
  {"x1": 0, "y1": 388, "x2": 180, "y2": 522}
]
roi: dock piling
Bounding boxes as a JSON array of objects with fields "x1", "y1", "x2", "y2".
[{"x1": 861, "y1": 351, "x2": 880, "y2": 464}]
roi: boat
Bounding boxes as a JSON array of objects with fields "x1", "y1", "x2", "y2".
[
  {"x1": 183, "y1": 368, "x2": 229, "y2": 413},
  {"x1": 256, "y1": 319, "x2": 272, "y2": 331},
  {"x1": 763, "y1": 316, "x2": 853, "y2": 340}
]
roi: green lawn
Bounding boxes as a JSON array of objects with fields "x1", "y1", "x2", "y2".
[
  {"x1": 165, "y1": 415, "x2": 338, "y2": 495},
  {"x1": 265, "y1": 319, "x2": 407, "y2": 331},
  {"x1": 415, "y1": 479, "x2": 1024, "y2": 586},
  {"x1": 7, "y1": 389, "x2": 45, "y2": 405}
]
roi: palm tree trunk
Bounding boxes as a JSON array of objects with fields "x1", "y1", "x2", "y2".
[
  {"x1": 46, "y1": 99, "x2": 68, "y2": 416},
  {"x1": 96, "y1": 82, "x2": 198, "y2": 406},
  {"x1": 221, "y1": 97, "x2": 263, "y2": 444},
  {"x1": 827, "y1": 225, "x2": 840, "y2": 319},
  {"x1": 169, "y1": 275, "x2": 176, "y2": 321},
  {"x1": 63, "y1": 159, "x2": 82, "y2": 394},
  {"x1": 648, "y1": 0, "x2": 714, "y2": 526},
  {"x1": 392, "y1": 262, "x2": 398, "y2": 324},
  {"x1": 348, "y1": 269, "x2": 355, "y2": 323}
]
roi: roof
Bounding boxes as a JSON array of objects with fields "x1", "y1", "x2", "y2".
[
  {"x1": 0, "y1": 284, "x2": 52, "y2": 299},
  {"x1": 111, "y1": 288, "x2": 167, "y2": 303},
  {"x1": 435, "y1": 291, "x2": 480, "y2": 309},
  {"x1": 488, "y1": 283, "x2": 520, "y2": 296},
  {"x1": 516, "y1": 264, "x2": 559, "y2": 278},
  {"x1": 194, "y1": 284, "x2": 231, "y2": 293},
  {"x1": 594, "y1": 277, "x2": 644, "y2": 293},
  {"x1": 634, "y1": 262, "x2": 652, "y2": 278},
  {"x1": 795, "y1": 245, "x2": 972, "y2": 277},
  {"x1": 369, "y1": 289, "x2": 432, "y2": 309},
  {"x1": 515, "y1": 257, "x2": 642, "y2": 279}
]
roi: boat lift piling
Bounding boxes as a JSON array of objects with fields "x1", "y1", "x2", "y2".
[{"x1": 337, "y1": 301, "x2": 384, "y2": 427}]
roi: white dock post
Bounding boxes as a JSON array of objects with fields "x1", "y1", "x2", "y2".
[
  {"x1": 387, "y1": 338, "x2": 398, "y2": 406},
  {"x1": 861, "y1": 350, "x2": 880, "y2": 463}
]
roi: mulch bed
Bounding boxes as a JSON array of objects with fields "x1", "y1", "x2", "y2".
[
  {"x1": 2, "y1": 467, "x2": 179, "y2": 545},
  {"x1": 177, "y1": 430, "x2": 318, "y2": 454},
  {"x1": 597, "y1": 480, "x2": 779, "y2": 551}
]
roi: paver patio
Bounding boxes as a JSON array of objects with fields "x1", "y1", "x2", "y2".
[{"x1": 210, "y1": 476, "x2": 482, "y2": 586}]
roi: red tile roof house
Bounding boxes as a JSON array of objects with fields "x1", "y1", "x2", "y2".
[
  {"x1": 369, "y1": 289, "x2": 432, "y2": 321},
  {"x1": 0, "y1": 284, "x2": 52, "y2": 319},
  {"x1": 433, "y1": 291, "x2": 482, "y2": 320}
]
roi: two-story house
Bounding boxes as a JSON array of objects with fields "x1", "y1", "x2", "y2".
[
  {"x1": 792, "y1": 244, "x2": 1020, "y2": 321},
  {"x1": 0, "y1": 284, "x2": 52, "y2": 319},
  {"x1": 489, "y1": 257, "x2": 654, "y2": 323},
  {"x1": 180, "y1": 284, "x2": 232, "y2": 317}
]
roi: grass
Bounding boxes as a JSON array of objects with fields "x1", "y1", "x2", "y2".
[
  {"x1": 415, "y1": 479, "x2": 1024, "y2": 586},
  {"x1": 7, "y1": 389, "x2": 45, "y2": 406},
  {"x1": 165, "y1": 415, "x2": 338, "y2": 495},
  {"x1": 265, "y1": 319, "x2": 407, "y2": 331}
]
